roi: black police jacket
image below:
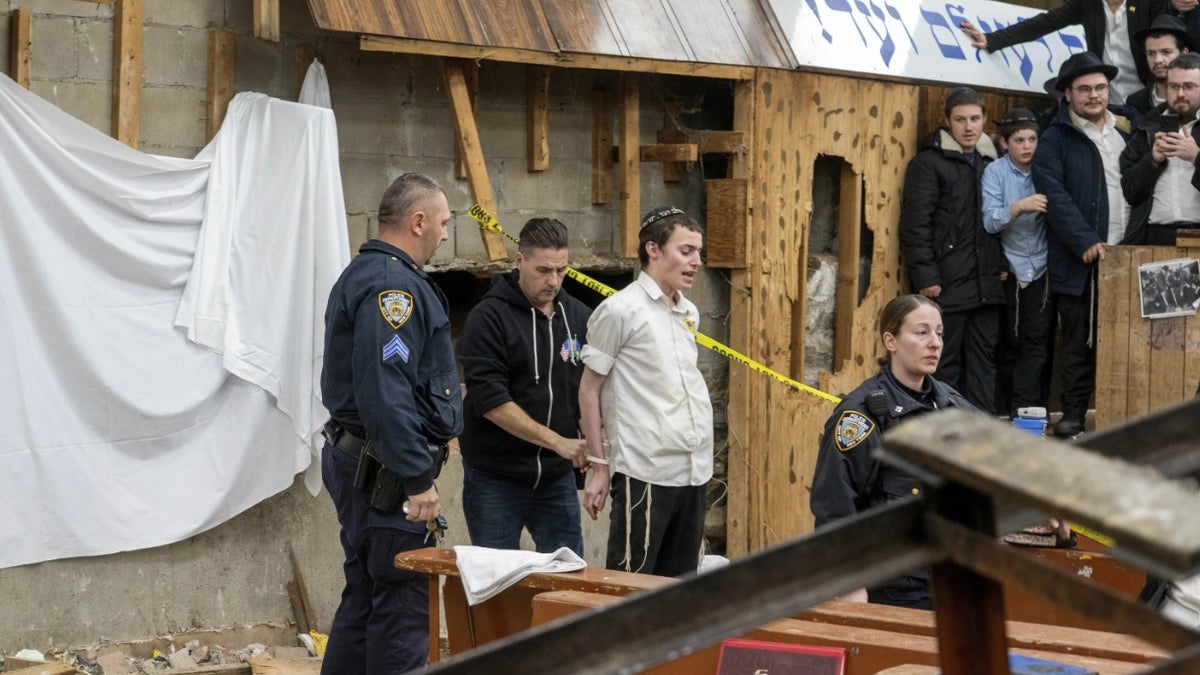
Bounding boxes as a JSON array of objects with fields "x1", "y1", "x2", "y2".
[
  {"x1": 456, "y1": 270, "x2": 591, "y2": 487},
  {"x1": 321, "y1": 239, "x2": 463, "y2": 498},
  {"x1": 810, "y1": 367, "x2": 974, "y2": 529}
]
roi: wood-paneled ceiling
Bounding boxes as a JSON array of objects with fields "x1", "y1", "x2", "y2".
[{"x1": 306, "y1": 0, "x2": 792, "y2": 71}]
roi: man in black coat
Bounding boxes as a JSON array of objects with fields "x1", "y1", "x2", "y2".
[
  {"x1": 1033, "y1": 52, "x2": 1144, "y2": 436},
  {"x1": 899, "y1": 87, "x2": 1006, "y2": 414},
  {"x1": 959, "y1": 0, "x2": 1173, "y2": 104},
  {"x1": 1121, "y1": 52, "x2": 1200, "y2": 245},
  {"x1": 1127, "y1": 14, "x2": 1194, "y2": 114}
]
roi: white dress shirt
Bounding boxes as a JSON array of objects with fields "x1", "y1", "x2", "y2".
[
  {"x1": 1102, "y1": 0, "x2": 1139, "y2": 104},
  {"x1": 1071, "y1": 108, "x2": 1130, "y2": 244},
  {"x1": 580, "y1": 272, "x2": 713, "y2": 487}
]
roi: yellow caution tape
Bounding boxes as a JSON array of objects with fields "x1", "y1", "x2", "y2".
[
  {"x1": 466, "y1": 204, "x2": 842, "y2": 405},
  {"x1": 308, "y1": 630, "x2": 328, "y2": 656},
  {"x1": 1071, "y1": 524, "x2": 1115, "y2": 548}
]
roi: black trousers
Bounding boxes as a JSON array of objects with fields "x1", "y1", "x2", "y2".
[
  {"x1": 936, "y1": 305, "x2": 1001, "y2": 414},
  {"x1": 1001, "y1": 274, "x2": 1055, "y2": 414},
  {"x1": 1055, "y1": 276, "x2": 1098, "y2": 420},
  {"x1": 606, "y1": 473, "x2": 705, "y2": 578}
]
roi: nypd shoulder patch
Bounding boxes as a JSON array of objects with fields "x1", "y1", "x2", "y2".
[
  {"x1": 379, "y1": 290, "x2": 414, "y2": 330},
  {"x1": 834, "y1": 410, "x2": 875, "y2": 452}
]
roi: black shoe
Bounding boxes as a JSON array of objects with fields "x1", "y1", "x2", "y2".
[{"x1": 1053, "y1": 417, "x2": 1084, "y2": 437}]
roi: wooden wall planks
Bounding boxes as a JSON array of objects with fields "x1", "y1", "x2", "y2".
[{"x1": 1096, "y1": 246, "x2": 1200, "y2": 430}]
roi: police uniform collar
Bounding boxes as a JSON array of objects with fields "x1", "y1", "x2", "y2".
[
  {"x1": 879, "y1": 367, "x2": 935, "y2": 417},
  {"x1": 360, "y1": 239, "x2": 424, "y2": 274}
]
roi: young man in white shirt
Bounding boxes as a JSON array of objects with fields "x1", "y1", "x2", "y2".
[{"x1": 578, "y1": 207, "x2": 714, "y2": 577}]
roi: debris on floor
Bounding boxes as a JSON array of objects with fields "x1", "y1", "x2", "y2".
[{"x1": 2, "y1": 639, "x2": 322, "y2": 674}]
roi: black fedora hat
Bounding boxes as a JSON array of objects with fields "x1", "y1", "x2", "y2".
[
  {"x1": 1054, "y1": 52, "x2": 1119, "y2": 92},
  {"x1": 1134, "y1": 13, "x2": 1196, "y2": 52}
]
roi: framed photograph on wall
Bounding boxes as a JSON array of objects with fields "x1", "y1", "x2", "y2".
[{"x1": 1138, "y1": 258, "x2": 1200, "y2": 319}]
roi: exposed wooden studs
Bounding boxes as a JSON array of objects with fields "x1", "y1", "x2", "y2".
[
  {"x1": 724, "y1": 78, "x2": 754, "y2": 558},
  {"x1": 254, "y1": 0, "x2": 280, "y2": 42},
  {"x1": 618, "y1": 72, "x2": 640, "y2": 259},
  {"x1": 206, "y1": 30, "x2": 236, "y2": 142},
  {"x1": 455, "y1": 63, "x2": 479, "y2": 180},
  {"x1": 112, "y1": 0, "x2": 143, "y2": 148},
  {"x1": 834, "y1": 162, "x2": 863, "y2": 369},
  {"x1": 527, "y1": 66, "x2": 550, "y2": 172},
  {"x1": 444, "y1": 59, "x2": 508, "y2": 261},
  {"x1": 657, "y1": 101, "x2": 685, "y2": 182},
  {"x1": 639, "y1": 143, "x2": 698, "y2": 163},
  {"x1": 703, "y1": 178, "x2": 747, "y2": 268},
  {"x1": 591, "y1": 87, "x2": 613, "y2": 205},
  {"x1": 10, "y1": 9, "x2": 31, "y2": 89}
]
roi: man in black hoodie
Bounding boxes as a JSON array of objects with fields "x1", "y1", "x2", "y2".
[
  {"x1": 457, "y1": 218, "x2": 592, "y2": 555},
  {"x1": 899, "y1": 87, "x2": 1006, "y2": 414}
]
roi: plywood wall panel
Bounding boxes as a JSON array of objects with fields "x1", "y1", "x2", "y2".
[
  {"x1": 1096, "y1": 246, "x2": 1200, "y2": 430},
  {"x1": 735, "y1": 69, "x2": 918, "y2": 551}
]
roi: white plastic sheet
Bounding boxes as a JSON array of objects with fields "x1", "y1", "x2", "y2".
[{"x1": 0, "y1": 74, "x2": 348, "y2": 569}]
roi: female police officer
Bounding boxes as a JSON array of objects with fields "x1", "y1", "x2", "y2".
[{"x1": 809, "y1": 294, "x2": 974, "y2": 609}]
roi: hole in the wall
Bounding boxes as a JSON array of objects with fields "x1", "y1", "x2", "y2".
[{"x1": 799, "y1": 155, "x2": 872, "y2": 382}]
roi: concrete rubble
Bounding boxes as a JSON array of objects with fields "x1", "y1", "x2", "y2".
[{"x1": 2, "y1": 640, "x2": 318, "y2": 674}]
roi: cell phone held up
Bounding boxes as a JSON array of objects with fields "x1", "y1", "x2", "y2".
[{"x1": 1158, "y1": 113, "x2": 1181, "y2": 135}]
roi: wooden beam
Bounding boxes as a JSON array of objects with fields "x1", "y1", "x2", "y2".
[
  {"x1": 254, "y1": 0, "x2": 280, "y2": 42},
  {"x1": 835, "y1": 162, "x2": 863, "y2": 369},
  {"x1": 360, "y1": 35, "x2": 756, "y2": 81},
  {"x1": 206, "y1": 29, "x2": 236, "y2": 142},
  {"x1": 591, "y1": 87, "x2": 613, "y2": 205},
  {"x1": 527, "y1": 66, "x2": 550, "y2": 172},
  {"x1": 454, "y1": 62, "x2": 479, "y2": 180},
  {"x1": 10, "y1": 9, "x2": 31, "y2": 88},
  {"x1": 444, "y1": 59, "x2": 508, "y2": 261},
  {"x1": 112, "y1": 0, "x2": 143, "y2": 148},
  {"x1": 618, "y1": 72, "x2": 640, "y2": 259},
  {"x1": 658, "y1": 101, "x2": 685, "y2": 182},
  {"x1": 703, "y1": 178, "x2": 747, "y2": 267},
  {"x1": 694, "y1": 130, "x2": 749, "y2": 155},
  {"x1": 639, "y1": 143, "x2": 698, "y2": 163},
  {"x1": 724, "y1": 78, "x2": 754, "y2": 558}
]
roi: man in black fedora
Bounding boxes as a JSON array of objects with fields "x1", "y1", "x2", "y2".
[
  {"x1": 1031, "y1": 52, "x2": 1148, "y2": 436},
  {"x1": 1128, "y1": 14, "x2": 1196, "y2": 113}
]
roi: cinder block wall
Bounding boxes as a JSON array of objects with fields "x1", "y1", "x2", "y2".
[{"x1": 0, "y1": 0, "x2": 730, "y2": 651}]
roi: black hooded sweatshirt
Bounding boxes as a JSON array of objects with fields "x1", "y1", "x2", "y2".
[{"x1": 456, "y1": 270, "x2": 592, "y2": 487}]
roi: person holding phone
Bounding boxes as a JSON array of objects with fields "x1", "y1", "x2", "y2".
[{"x1": 1121, "y1": 52, "x2": 1200, "y2": 245}]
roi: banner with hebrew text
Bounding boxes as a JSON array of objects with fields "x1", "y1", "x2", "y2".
[{"x1": 765, "y1": 0, "x2": 1086, "y2": 93}]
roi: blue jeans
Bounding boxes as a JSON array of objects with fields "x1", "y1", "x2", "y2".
[
  {"x1": 461, "y1": 462, "x2": 583, "y2": 556},
  {"x1": 321, "y1": 443, "x2": 432, "y2": 675}
]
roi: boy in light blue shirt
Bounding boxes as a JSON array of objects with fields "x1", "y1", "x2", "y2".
[{"x1": 982, "y1": 108, "x2": 1053, "y2": 417}]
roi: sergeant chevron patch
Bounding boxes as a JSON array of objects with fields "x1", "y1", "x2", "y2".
[{"x1": 382, "y1": 334, "x2": 410, "y2": 363}]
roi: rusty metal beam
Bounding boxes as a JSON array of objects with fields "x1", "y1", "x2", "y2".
[
  {"x1": 884, "y1": 409, "x2": 1200, "y2": 575},
  {"x1": 1074, "y1": 397, "x2": 1200, "y2": 478},
  {"x1": 930, "y1": 516, "x2": 1200, "y2": 652},
  {"x1": 426, "y1": 499, "x2": 938, "y2": 675}
]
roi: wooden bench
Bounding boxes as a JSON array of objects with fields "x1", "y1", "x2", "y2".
[
  {"x1": 396, "y1": 540, "x2": 1151, "y2": 666},
  {"x1": 394, "y1": 547, "x2": 671, "y2": 662},
  {"x1": 530, "y1": 590, "x2": 1152, "y2": 675}
]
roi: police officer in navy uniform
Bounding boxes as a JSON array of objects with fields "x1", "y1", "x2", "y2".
[
  {"x1": 810, "y1": 294, "x2": 974, "y2": 609},
  {"x1": 320, "y1": 173, "x2": 462, "y2": 674}
]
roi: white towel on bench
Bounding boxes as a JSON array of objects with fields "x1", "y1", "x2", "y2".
[{"x1": 453, "y1": 545, "x2": 587, "y2": 606}]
